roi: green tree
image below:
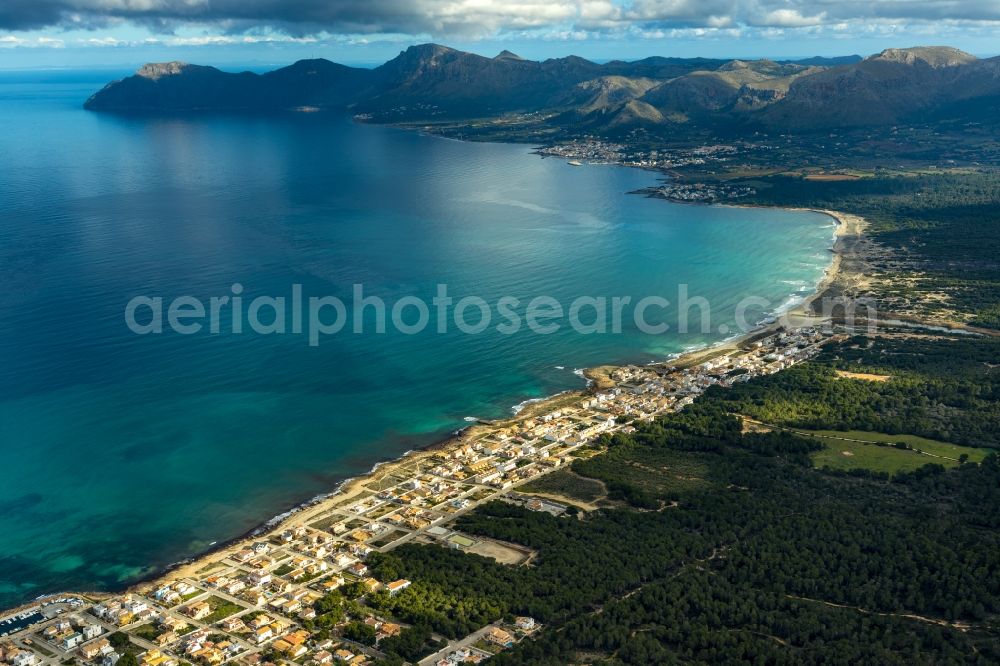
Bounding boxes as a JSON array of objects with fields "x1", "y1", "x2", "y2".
[{"x1": 342, "y1": 621, "x2": 377, "y2": 646}]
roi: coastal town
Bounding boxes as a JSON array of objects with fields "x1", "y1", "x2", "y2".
[
  {"x1": 535, "y1": 139, "x2": 763, "y2": 202},
  {"x1": 0, "y1": 326, "x2": 831, "y2": 666},
  {"x1": 535, "y1": 138, "x2": 750, "y2": 171},
  {"x1": 6, "y1": 24, "x2": 998, "y2": 664},
  {"x1": 638, "y1": 181, "x2": 757, "y2": 203}
]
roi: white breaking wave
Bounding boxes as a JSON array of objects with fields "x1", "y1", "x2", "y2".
[{"x1": 511, "y1": 397, "x2": 545, "y2": 414}]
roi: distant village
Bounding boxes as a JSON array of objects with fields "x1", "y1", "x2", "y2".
[
  {"x1": 1, "y1": 328, "x2": 829, "y2": 666},
  {"x1": 536, "y1": 140, "x2": 763, "y2": 202},
  {"x1": 536, "y1": 139, "x2": 752, "y2": 171},
  {"x1": 640, "y1": 182, "x2": 757, "y2": 203}
]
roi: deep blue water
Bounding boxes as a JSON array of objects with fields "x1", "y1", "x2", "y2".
[{"x1": 0, "y1": 71, "x2": 833, "y2": 608}]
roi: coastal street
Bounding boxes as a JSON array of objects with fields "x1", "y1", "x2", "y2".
[
  {"x1": 416, "y1": 623, "x2": 506, "y2": 666},
  {"x1": 0, "y1": 324, "x2": 833, "y2": 666}
]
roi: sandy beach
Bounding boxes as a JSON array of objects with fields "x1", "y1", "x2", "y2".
[
  {"x1": 128, "y1": 207, "x2": 867, "y2": 595},
  {"x1": 4, "y1": 205, "x2": 867, "y2": 613},
  {"x1": 794, "y1": 208, "x2": 870, "y2": 317}
]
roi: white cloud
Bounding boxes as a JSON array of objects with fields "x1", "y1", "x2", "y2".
[
  {"x1": 2, "y1": 0, "x2": 1000, "y2": 47},
  {"x1": 81, "y1": 35, "x2": 125, "y2": 45},
  {"x1": 0, "y1": 34, "x2": 65, "y2": 47},
  {"x1": 759, "y1": 9, "x2": 826, "y2": 28}
]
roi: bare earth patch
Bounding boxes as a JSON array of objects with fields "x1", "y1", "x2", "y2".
[
  {"x1": 466, "y1": 538, "x2": 535, "y2": 565},
  {"x1": 835, "y1": 370, "x2": 892, "y2": 382},
  {"x1": 740, "y1": 415, "x2": 773, "y2": 434},
  {"x1": 804, "y1": 173, "x2": 863, "y2": 182}
]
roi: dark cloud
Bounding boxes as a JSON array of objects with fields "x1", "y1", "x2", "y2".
[
  {"x1": 2, "y1": 0, "x2": 1000, "y2": 35},
  {"x1": 0, "y1": 0, "x2": 67, "y2": 31},
  {"x1": 1, "y1": 0, "x2": 445, "y2": 33}
]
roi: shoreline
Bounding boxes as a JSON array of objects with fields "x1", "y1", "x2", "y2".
[
  {"x1": 0, "y1": 121, "x2": 864, "y2": 611},
  {"x1": 50, "y1": 386, "x2": 586, "y2": 604},
  {"x1": 2, "y1": 205, "x2": 865, "y2": 616},
  {"x1": 147, "y1": 203, "x2": 859, "y2": 590},
  {"x1": 777, "y1": 207, "x2": 868, "y2": 319}
]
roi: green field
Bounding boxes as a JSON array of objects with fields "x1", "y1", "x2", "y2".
[
  {"x1": 447, "y1": 534, "x2": 476, "y2": 548},
  {"x1": 131, "y1": 623, "x2": 165, "y2": 642},
  {"x1": 519, "y1": 469, "x2": 607, "y2": 505},
  {"x1": 803, "y1": 429, "x2": 992, "y2": 474},
  {"x1": 273, "y1": 563, "x2": 295, "y2": 577},
  {"x1": 370, "y1": 530, "x2": 406, "y2": 548},
  {"x1": 572, "y1": 446, "x2": 712, "y2": 501},
  {"x1": 203, "y1": 596, "x2": 243, "y2": 623}
]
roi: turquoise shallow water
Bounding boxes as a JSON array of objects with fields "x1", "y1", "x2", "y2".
[{"x1": 0, "y1": 71, "x2": 833, "y2": 608}]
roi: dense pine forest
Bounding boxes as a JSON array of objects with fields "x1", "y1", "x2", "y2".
[
  {"x1": 363, "y1": 335, "x2": 1000, "y2": 664},
  {"x1": 356, "y1": 171, "x2": 1000, "y2": 663},
  {"x1": 736, "y1": 171, "x2": 1000, "y2": 328}
]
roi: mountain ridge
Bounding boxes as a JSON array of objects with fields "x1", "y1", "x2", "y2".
[{"x1": 84, "y1": 44, "x2": 998, "y2": 134}]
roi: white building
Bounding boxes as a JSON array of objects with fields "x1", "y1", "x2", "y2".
[{"x1": 12, "y1": 652, "x2": 39, "y2": 666}]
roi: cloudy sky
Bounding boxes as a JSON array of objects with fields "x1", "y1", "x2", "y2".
[{"x1": 2, "y1": 0, "x2": 999, "y2": 69}]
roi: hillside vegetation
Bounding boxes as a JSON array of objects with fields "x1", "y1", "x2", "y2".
[
  {"x1": 85, "y1": 45, "x2": 1000, "y2": 137},
  {"x1": 366, "y1": 335, "x2": 1000, "y2": 663},
  {"x1": 732, "y1": 171, "x2": 1000, "y2": 327}
]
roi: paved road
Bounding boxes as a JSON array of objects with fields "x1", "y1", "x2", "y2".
[{"x1": 417, "y1": 622, "x2": 498, "y2": 666}]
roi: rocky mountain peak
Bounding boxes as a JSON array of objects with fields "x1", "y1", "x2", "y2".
[
  {"x1": 136, "y1": 62, "x2": 191, "y2": 79},
  {"x1": 869, "y1": 46, "x2": 977, "y2": 68}
]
